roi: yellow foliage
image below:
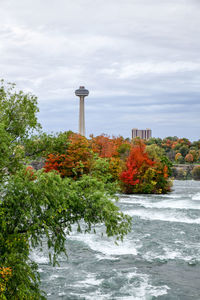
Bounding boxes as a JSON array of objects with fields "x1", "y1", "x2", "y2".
[{"x1": 0, "y1": 267, "x2": 12, "y2": 295}]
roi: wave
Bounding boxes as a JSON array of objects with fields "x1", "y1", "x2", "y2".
[
  {"x1": 192, "y1": 192, "x2": 200, "y2": 201},
  {"x1": 30, "y1": 250, "x2": 49, "y2": 264},
  {"x1": 119, "y1": 271, "x2": 169, "y2": 299},
  {"x1": 72, "y1": 273, "x2": 103, "y2": 288},
  {"x1": 71, "y1": 269, "x2": 169, "y2": 300},
  {"x1": 139, "y1": 200, "x2": 200, "y2": 210},
  {"x1": 124, "y1": 209, "x2": 200, "y2": 224},
  {"x1": 143, "y1": 247, "x2": 200, "y2": 263},
  {"x1": 69, "y1": 233, "x2": 139, "y2": 257},
  {"x1": 120, "y1": 197, "x2": 200, "y2": 210},
  {"x1": 120, "y1": 194, "x2": 181, "y2": 202}
]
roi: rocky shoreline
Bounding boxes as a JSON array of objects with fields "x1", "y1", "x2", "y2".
[{"x1": 172, "y1": 164, "x2": 199, "y2": 180}]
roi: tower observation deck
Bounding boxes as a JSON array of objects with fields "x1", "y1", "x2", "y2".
[{"x1": 75, "y1": 86, "x2": 89, "y2": 136}]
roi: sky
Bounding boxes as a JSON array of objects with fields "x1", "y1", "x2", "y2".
[{"x1": 0, "y1": 0, "x2": 200, "y2": 140}]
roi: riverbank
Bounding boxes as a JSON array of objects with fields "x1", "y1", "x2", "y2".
[{"x1": 172, "y1": 164, "x2": 200, "y2": 180}]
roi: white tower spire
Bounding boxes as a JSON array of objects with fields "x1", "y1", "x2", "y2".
[{"x1": 75, "y1": 86, "x2": 89, "y2": 136}]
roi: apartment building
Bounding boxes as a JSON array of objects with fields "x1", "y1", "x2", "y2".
[{"x1": 132, "y1": 128, "x2": 152, "y2": 140}]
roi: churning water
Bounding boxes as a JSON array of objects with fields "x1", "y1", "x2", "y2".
[{"x1": 34, "y1": 181, "x2": 200, "y2": 299}]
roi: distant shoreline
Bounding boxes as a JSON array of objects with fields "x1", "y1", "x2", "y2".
[{"x1": 172, "y1": 163, "x2": 199, "y2": 180}]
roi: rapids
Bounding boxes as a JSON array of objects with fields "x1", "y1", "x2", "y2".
[{"x1": 34, "y1": 180, "x2": 200, "y2": 299}]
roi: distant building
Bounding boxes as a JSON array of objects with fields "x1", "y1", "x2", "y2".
[{"x1": 132, "y1": 128, "x2": 152, "y2": 140}]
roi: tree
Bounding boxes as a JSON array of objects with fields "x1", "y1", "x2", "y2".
[
  {"x1": 146, "y1": 137, "x2": 162, "y2": 146},
  {"x1": 0, "y1": 80, "x2": 40, "y2": 140},
  {"x1": 179, "y1": 145, "x2": 189, "y2": 157},
  {"x1": 120, "y1": 141, "x2": 155, "y2": 193},
  {"x1": 0, "y1": 170, "x2": 131, "y2": 299},
  {"x1": 192, "y1": 165, "x2": 200, "y2": 180},
  {"x1": 89, "y1": 134, "x2": 125, "y2": 158},
  {"x1": 120, "y1": 141, "x2": 171, "y2": 194},
  {"x1": 23, "y1": 131, "x2": 73, "y2": 159},
  {"x1": 0, "y1": 81, "x2": 132, "y2": 299},
  {"x1": 175, "y1": 152, "x2": 183, "y2": 162},
  {"x1": 0, "y1": 80, "x2": 40, "y2": 181},
  {"x1": 185, "y1": 153, "x2": 194, "y2": 163},
  {"x1": 44, "y1": 133, "x2": 93, "y2": 178},
  {"x1": 189, "y1": 150, "x2": 198, "y2": 162},
  {"x1": 145, "y1": 144, "x2": 165, "y2": 161}
]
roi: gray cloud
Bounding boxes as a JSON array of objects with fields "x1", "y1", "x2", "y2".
[{"x1": 0, "y1": 0, "x2": 200, "y2": 140}]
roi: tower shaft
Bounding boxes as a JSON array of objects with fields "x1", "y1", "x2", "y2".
[
  {"x1": 75, "y1": 86, "x2": 89, "y2": 136},
  {"x1": 79, "y1": 96, "x2": 85, "y2": 136}
]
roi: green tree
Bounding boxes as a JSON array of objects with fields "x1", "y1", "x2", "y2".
[
  {"x1": 179, "y1": 145, "x2": 189, "y2": 157},
  {"x1": 0, "y1": 80, "x2": 40, "y2": 181},
  {"x1": 145, "y1": 144, "x2": 165, "y2": 161},
  {"x1": 146, "y1": 137, "x2": 162, "y2": 146},
  {"x1": 0, "y1": 81, "x2": 132, "y2": 299},
  {"x1": 0, "y1": 80, "x2": 40, "y2": 140},
  {"x1": 0, "y1": 170, "x2": 131, "y2": 299},
  {"x1": 23, "y1": 131, "x2": 73, "y2": 160}
]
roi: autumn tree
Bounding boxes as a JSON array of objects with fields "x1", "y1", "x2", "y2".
[
  {"x1": 175, "y1": 152, "x2": 183, "y2": 163},
  {"x1": 120, "y1": 141, "x2": 155, "y2": 193},
  {"x1": 44, "y1": 133, "x2": 93, "y2": 178},
  {"x1": 120, "y1": 141, "x2": 171, "y2": 194},
  {"x1": 185, "y1": 153, "x2": 194, "y2": 163},
  {"x1": 189, "y1": 150, "x2": 198, "y2": 162},
  {"x1": 90, "y1": 134, "x2": 124, "y2": 158}
]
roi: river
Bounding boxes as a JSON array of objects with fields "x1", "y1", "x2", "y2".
[{"x1": 33, "y1": 180, "x2": 200, "y2": 299}]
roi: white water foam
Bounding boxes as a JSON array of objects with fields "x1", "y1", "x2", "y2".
[
  {"x1": 192, "y1": 192, "x2": 200, "y2": 201},
  {"x1": 143, "y1": 248, "x2": 198, "y2": 263},
  {"x1": 49, "y1": 274, "x2": 60, "y2": 280},
  {"x1": 73, "y1": 269, "x2": 169, "y2": 300},
  {"x1": 120, "y1": 194, "x2": 181, "y2": 204},
  {"x1": 72, "y1": 273, "x2": 103, "y2": 288},
  {"x1": 121, "y1": 197, "x2": 200, "y2": 210},
  {"x1": 125, "y1": 209, "x2": 200, "y2": 224},
  {"x1": 30, "y1": 251, "x2": 49, "y2": 264},
  {"x1": 119, "y1": 270, "x2": 170, "y2": 299},
  {"x1": 69, "y1": 233, "x2": 140, "y2": 257},
  {"x1": 138, "y1": 200, "x2": 200, "y2": 210}
]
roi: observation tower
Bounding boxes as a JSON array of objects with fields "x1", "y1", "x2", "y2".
[{"x1": 75, "y1": 86, "x2": 89, "y2": 136}]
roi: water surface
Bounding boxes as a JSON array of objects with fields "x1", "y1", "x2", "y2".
[{"x1": 34, "y1": 180, "x2": 200, "y2": 299}]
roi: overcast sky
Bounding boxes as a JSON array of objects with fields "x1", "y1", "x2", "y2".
[{"x1": 0, "y1": 0, "x2": 200, "y2": 140}]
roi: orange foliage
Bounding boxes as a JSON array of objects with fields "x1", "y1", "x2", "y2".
[
  {"x1": 175, "y1": 153, "x2": 182, "y2": 161},
  {"x1": 44, "y1": 133, "x2": 93, "y2": 178},
  {"x1": 163, "y1": 165, "x2": 168, "y2": 178},
  {"x1": 185, "y1": 153, "x2": 194, "y2": 163},
  {"x1": 0, "y1": 267, "x2": 12, "y2": 294},
  {"x1": 90, "y1": 135, "x2": 125, "y2": 158}
]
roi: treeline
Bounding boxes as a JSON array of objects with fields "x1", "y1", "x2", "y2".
[
  {"x1": 145, "y1": 136, "x2": 200, "y2": 164},
  {"x1": 24, "y1": 132, "x2": 172, "y2": 194},
  {"x1": 144, "y1": 136, "x2": 200, "y2": 180}
]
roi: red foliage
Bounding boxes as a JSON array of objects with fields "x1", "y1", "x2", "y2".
[
  {"x1": 25, "y1": 166, "x2": 36, "y2": 180},
  {"x1": 163, "y1": 165, "x2": 168, "y2": 178},
  {"x1": 120, "y1": 141, "x2": 155, "y2": 186}
]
